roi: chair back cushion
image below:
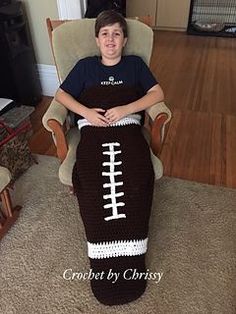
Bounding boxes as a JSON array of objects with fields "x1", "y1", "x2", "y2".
[{"x1": 52, "y1": 18, "x2": 154, "y2": 82}]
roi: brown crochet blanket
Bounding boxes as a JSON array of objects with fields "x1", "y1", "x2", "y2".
[
  {"x1": 72, "y1": 86, "x2": 154, "y2": 305},
  {"x1": 75, "y1": 85, "x2": 145, "y2": 123}
]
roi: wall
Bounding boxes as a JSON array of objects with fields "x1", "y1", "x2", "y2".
[
  {"x1": 126, "y1": 0, "x2": 157, "y2": 26},
  {"x1": 21, "y1": 0, "x2": 58, "y2": 65},
  {"x1": 19, "y1": 0, "x2": 59, "y2": 95}
]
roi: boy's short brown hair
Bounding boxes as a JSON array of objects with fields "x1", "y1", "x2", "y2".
[{"x1": 95, "y1": 10, "x2": 128, "y2": 38}]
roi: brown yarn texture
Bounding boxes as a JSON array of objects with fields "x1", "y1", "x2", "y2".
[{"x1": 72, "y1": 125, "x2": 154, "y2": 305}]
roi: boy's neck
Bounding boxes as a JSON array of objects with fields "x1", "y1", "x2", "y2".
[{"x1": 101, "y1": 56, "x2": 122, "y2": 66}]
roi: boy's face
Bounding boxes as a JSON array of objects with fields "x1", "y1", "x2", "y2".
[{"x1": 95, "y1": 23, "x2": 127, "y2": 64}]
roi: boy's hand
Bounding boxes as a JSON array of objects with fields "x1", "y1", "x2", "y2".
[
  {"x1": 105, "y1": 106, "x2": 129, "y2": 124},
  {"x1": 84, "y1": 108, "x2": 109, "y2": 127}
]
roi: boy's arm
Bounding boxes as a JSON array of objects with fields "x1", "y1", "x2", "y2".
[
  {"x1": 55, "y1": 88, "x2": 109, "y2": 127},
  {"x1": 104, "y1": 84, "x2": 164, "y2": 124}
]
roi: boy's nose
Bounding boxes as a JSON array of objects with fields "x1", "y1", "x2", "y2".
[{"x1": 108, "y1": 34, "x2": 114, "y2": 41}]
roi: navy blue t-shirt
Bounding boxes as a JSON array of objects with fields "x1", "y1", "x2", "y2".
[{"x1": 60, "y1": 55, "x2": 158, "y2": 100}]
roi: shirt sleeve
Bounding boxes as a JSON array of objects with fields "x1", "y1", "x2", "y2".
[
  {"x1": 137, "y1": 57, "x2": 158, "y2": 93},
  {"x1": 59, "y1": 60, "x2": 85, "y2": 99}
]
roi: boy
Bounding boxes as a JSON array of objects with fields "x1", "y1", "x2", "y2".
[
  {"x1": 55, "y1": 10, "x2": 164, "y2": 126},
  {"x1": 56, "y1": 10, "x2": 164, "y2": 306}
]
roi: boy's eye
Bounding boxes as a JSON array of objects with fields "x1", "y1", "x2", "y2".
[{"x1": 100, "y1": 31, "x2": 122, "y2": 37}]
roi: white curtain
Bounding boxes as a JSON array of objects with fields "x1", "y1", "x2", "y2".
[{"x1": 57, "y1": 0, "x2": 87, "y2": 19}]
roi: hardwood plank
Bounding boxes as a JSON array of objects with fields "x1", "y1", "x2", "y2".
[
  {"x1": 30, "y1": 96, "x2": 53, "y2": 133},
  {"x1": 151, "y1": 31, "x2": 236, "y2": 115},
  {"x1": 160, "y1": 109, "x2": 236, "y2": 188},
  {"x1": 28, "y1": 127, "x2": 56, "y2": 156},
  {"x1": 28, "y1": 96, "x2": 56, "y2": 156}
]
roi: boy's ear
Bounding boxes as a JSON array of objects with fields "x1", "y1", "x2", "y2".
[
  {"x1": 95, "y1": 37, "x2": 100, "y2": 47},
  {"x1": 123, "y1": 37, "x2": 128, "y2": 47}
]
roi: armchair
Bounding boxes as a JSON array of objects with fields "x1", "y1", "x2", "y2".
[
  {"x1": 0, "y1": 166, "x2": 21, "y2": 240},
  {"x1": 42, "y1": 18, "x2": 171, "y2": 187}
]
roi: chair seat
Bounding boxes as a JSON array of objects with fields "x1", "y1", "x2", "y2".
[{"x1": 58, "y1": 126, "x2": 163, "y2": 187}]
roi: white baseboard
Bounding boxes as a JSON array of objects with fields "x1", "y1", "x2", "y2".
[{"x1": 37, "y1": 64, "x2": 59, "y2": 97}]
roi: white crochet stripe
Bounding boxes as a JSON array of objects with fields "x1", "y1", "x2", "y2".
[
  {"x1": 102, "y1": 143, "x2": 120, "y2": 147},
  {"x1": 103, "y1": 182, "x2": 123, "y2": 188},
  {"x1": 102, "y1": 161, "x2": 122, "y2": 167},
  {"x1": 102, "y1": 171, "x2": 122, "y2": 176},
  {"x1": 77, "y1": 114, "x2": 141, "y2": 130},
  {"x1": 87, "y1": 238, "x2": 148, "y2": 259},
  {"x1": 103, "y1": 192, "x2": 124, "y2": 199}
]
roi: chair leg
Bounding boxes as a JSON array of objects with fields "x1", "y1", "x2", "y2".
[
  {"x1": 0, "y1": 188, "x2": 21, "y2": 241},
  {"x1": 1, "y1": 189, "x2": 13, "y2": 217}
]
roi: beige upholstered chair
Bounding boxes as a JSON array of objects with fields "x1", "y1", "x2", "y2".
[
  {"x1": 0, "y1": 166, "x2": 21, "y2": 240},
  {"x1": 42, "y1": 18, "x2": 172, "y2": 187}
]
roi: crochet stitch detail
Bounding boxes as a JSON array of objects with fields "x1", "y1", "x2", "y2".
[
  {"x1": 77, "y1": 114, "x2": 141, "y2": 130},
  {"x1": 102, "y1": 142, "x2": 126, "y2": 221},
  {"x1": 87, "y1": 238, "x2": 148, "y2": 259}
]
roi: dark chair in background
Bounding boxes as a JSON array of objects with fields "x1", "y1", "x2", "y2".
[{"x1": 85, "y1": 0, "x2": 126, "y2": 18}]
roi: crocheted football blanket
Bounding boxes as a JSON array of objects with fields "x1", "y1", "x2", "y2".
[{"x1": 72, "y1": 86, "x2": 154, "y2": 305}]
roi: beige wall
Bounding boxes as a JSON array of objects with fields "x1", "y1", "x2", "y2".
[
  {"x1": 21, "y1": 0, "x2": 58, "y2": 65},
  {"x1": 156, "y1": 0, "x2": 191, "y2": 30},
  {"x1": 126, "y1": 0, "x2": 157, "y2": 26}
]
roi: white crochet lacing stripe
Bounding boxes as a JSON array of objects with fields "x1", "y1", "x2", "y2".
[
  {"x1": 103, "y1": 151, "x2": 122, "y2": 156},
  {"x1": 103, "y1": 192, "x2": 124, "y2": 199},
  {"x1": 87, "y1": 238, "x2": 148, "y2": 259},
  {"x1": 103, "y1": 182, "x2": 123, "y2": 188},
  {"x1": 103, "y1": 202, "x2": 125, "y2": 209},
  {"x1": 102, "y1": 161, "x2": 122, "y2": 167},
  {"x1": 77, "y1": 114, "x2": 141, "y2": 130},
  {"x1": 102, "y1": 171, "x2": 122, "y2": 176},
  {"x1": 103, "y1": 181, "x2": 124, "y2": 189},
  {"x1": 102, "y1": 142, "x2": 126, "y2": 221}
]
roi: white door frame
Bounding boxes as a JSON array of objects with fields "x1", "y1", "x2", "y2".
[{"x1": 57, "y1": 0, "x2": 87, "y2": 19}]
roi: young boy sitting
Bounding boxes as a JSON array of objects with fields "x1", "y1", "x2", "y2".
[{"x1": 55, "y1": 10, "x2": 164, "y2": 306}]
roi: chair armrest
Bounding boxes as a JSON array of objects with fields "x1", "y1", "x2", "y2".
[
  {"x1": 42, "y1": 98, "x2": 69, "y2": 161},
  {"x1": 146, "y1": 101, "x2": 172, "y2": 156},
  {"x1": 42, "y1": 98, "x2": 68, "y2": 131}
]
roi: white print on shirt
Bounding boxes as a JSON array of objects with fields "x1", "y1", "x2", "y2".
[
  {"x1": 102, "y1": 142, "x2": 126, "y2": 221},
  {"x1": 101, "y1": 76, "x2": 123, "y2": 86}
]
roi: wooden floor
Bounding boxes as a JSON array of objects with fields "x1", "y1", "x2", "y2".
[
  {"x1": 28, "y1": 96, "x2": 56, "y2": 156},
  {"x1": 29, "y1": 30, "x2": 236, "y2": 189}
]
